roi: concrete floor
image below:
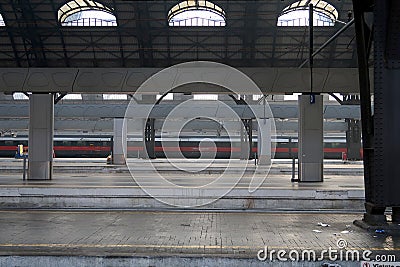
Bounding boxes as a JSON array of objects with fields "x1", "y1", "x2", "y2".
[
  {"x1": 0, "y1": 158, "x2": 365, "y2": 210},
  {"x1": 0, "y1": 159, "x2": 395, "y2": 266},
  {"x1": 0, "y1": 210, "x2": 398, "y2": 266}
]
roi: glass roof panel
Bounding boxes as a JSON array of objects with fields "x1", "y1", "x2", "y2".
[
  {"x1": 0, "y1": 14, "x2": 5, "y2": 26},
  {"x1": 168, "y1": 0, "x2": 226, "y2": 27},
  {"x1": 58, "y1": 0, "x2": 116, "y2": 26},
  {"x1": 277, "y1": 0, "x2": 338, "y2": 27}
]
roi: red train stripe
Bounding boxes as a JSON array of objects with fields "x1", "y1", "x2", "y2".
[{"x1": 0, "y1": 145, "x2": 356, "y2": 155}]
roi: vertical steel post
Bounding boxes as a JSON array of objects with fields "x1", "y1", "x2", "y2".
[{"x1": 309, "y1": 3, "x2": 314, "y2": 93}]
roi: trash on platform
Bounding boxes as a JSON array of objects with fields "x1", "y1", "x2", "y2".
[
  {"x1": 318, "y1": 222, "x2": 330, "y2": 227},
  {"x1": 312, "y1": 230, "x2": 322, "y2": 233},
  {"x1": 375, "y1": 229, "x2": 385, "y2": 234},
  {"x1": 340, "y1": 230, "x2": 350, "y2": 234}
]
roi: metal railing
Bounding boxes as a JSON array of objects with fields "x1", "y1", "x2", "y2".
[
  {"x1": 169, "y1": 17, "x2": 225, "y2": 27},
  {"x1": 62, "y1": 18, "x2": 117, "y2": 27},
  {"x1": 278, "y1": 17, "x2": 334, "y2": 27}
]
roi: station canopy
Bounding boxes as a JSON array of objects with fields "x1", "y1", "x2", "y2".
[{"x1": 0, "y1": 0, "x2": 357, "y2": 68}]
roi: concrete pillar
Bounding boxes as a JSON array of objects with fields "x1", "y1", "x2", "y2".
[
  {"x1": 113, "y1": 118, "x2": 127, "y2": 165},
  {"x1": 298, "y1": 94, "x2": 323, "y2": 182},
  {"x1": 28, "y1": 94, "x2": 54, "y2": 180},
  {"x1": 257, "y1": 119, "x2": 271, "y2": 165}
]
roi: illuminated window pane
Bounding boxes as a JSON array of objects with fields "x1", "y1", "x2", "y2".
[
  {"x1": 59, "y1": 0, "x2": 117, "y2": 26},
  {"x1": 0, "y1": 14, "x2": 5, "y2": 26},
  {"x1": 103, "y1": 94, "x2": 127, "y2": 100},
  {"x1": 277, "y1": 0, "x2": 338, "y2": 27},
  {"x1": 13, "y1": 93, "x2": 29, "y2": 100},
  {"x1": 168, "y1": 1, "x2": 226, "y2": 27},
  {"x1": 253, "y1": 95, "x2": 263, "y2": 101},
  {"x1": 63, "y1": 94, "x2": 82, "y2": 100},
  {"x1": 328, "y1": 93, "x2": 342, "y2": 102},
  {"x1": 193, "y1": 94, "x2": 218, "y2": 100},
  {"x1": 156, "y1": 93, "x2": 174, "y2": 100},
  {"x1": 284, "y1": 93, "x2": 300, "y2": 101}
]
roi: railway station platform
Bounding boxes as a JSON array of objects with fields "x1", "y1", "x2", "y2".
[
  {"x1": 0, "y1": 210, "x2": 399, "y2": 267},
  {"x1": 0, "y1": 158, "x2": 364, "y2": 211},
  {"x1": 0, "y1": 159, "x2": 398, "y2": 267}
]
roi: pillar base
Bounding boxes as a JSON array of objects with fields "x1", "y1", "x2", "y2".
[
  {"x1": 299, "y1": 163, "x2": 323, "y2": 182},
  {"x1": 112, "y1": 154, "x2": 126, "y2": 165},
  {"x1": 392, "y1": 207, "x2": 400, "y2": 223},
  {"x1": 257, "y1": 155, "x2": 271, "y2": 166},
  {"x1": 361, "y1": 202, "x2": 387, "y2": 225},
  {"x1": 28, "y1": 161, "x2": 52, "y2": 180},
  {"x1": 362, "y1": 213, "x2": 387, "y2": 225}
]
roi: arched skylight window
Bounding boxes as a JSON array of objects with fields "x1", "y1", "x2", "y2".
[
  {"x1": 168, "y1": 0, "x2": 226, "y2": 27},
  {"x1": 277, "y1": 0, "x2": 338, "y2": 27},
  {"x1": 58, "y1": 0, "x2": 117, "y2": 27},
  {"x1": 0, "y1": 14, "x2": 5, "y2": 27}
]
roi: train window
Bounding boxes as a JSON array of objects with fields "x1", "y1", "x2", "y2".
[
  {"x1": 75, "y1": 141, "x2": 84, "y2": 146},
  {"x1": 62, "y1": 141, "x2": 71, "y2": 146},
  {"x1": 4, "y1": 140, "x2": 14, "y2": 146}
]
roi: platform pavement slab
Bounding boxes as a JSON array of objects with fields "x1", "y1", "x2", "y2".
[{"x1": 0, "y1": 210, "x2": 398, "y2": 265}]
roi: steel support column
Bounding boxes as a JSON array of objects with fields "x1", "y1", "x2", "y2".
[
  {"x1": 240, "y1": 119, "x2": 253, "y2": 160},
  {"x1": 113, "y1": 118, "x2": 127, "y2": 165},
  {"x1": 28, "y1": 93, "x2": 54, "y2": 180},
  {"x1": 367, "y1": 0, "x2": 400, "y2": 224},
  {"x1": 298, "y1": 95, "x2": 323, "y2": 182},
  {"x1": 352, "y1": 0, "x2": 385, "y2": 224},
  {"x1": 345, "y1": 119, "x2": 362, "y2": 160},
  {"x1": 144, "y1": 118, "x2": 156, "y2": 159}
]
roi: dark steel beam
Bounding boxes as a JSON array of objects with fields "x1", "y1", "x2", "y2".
[
  {"x1": 112, "y1": 0, "x2": 126, "y2": 67},
  {"x1": 352, "y1": 0, "x2": 381, "y2": 224},
  {"x1": 49, "y1": 0, "x2": 70, "y2": 67},
  {"x1": 12, "y1": 0, "x2": 47, "y2": 67},
  {"x1": 299, "y1": 19, "x2": 355, "y2": 68},
  {"x1": 135, "y1": 2, "x2": 154, "y2": 67},
  {"x1": 242, "y1": 1, "x2": 258, "y2": 61}
]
